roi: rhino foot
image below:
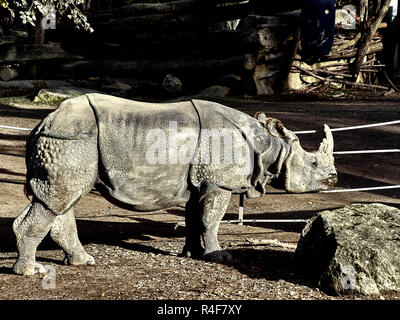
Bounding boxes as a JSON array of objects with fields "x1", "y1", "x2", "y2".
[
  {"x1": 13, "y1": 260, "x2": 46, "y2": 276},
  {"x1": 181, "y1": 245, "x2": 205, "y2": 259},
  {"x1": 64, "y1": 251, "x2": 95, "y2": 266},
  {"x1": 203, "y1": 250, "x2": 233, "y2": 264}
]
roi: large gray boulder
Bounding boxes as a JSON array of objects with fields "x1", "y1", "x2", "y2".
[{"x1": 296, "y1": 203, "x2": 400, "y2": 296}]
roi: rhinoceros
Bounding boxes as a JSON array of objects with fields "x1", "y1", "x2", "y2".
[{"x1": 13, "y1": 93, "x2": 337, "y2": 275}]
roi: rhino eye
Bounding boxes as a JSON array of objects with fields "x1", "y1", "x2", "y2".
[{"x1": 312, "y1": 159, "x2": 318, "y2": 168}]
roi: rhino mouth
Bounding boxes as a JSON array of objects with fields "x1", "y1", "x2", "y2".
[
  {"x1": 321, "y1": 173, "x2": 338, "y2": 189},
  {"x1": 270, "y1": 172, "x2": 285, "y2": 190}
]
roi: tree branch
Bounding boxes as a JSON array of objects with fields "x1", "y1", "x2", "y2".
[{"x1": 351, "y1": 0, "x2": 391, "y2": 81}]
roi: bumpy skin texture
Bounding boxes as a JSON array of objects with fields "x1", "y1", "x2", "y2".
[{"x1": 13, "y1": 94, "x2": 337, "y2": 275}]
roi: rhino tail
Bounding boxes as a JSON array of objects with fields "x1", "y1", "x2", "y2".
[
  {"x1": 23, "y1": 183, "x2": 32, "y2": 199},
  {"x1": 24, "y1": 122, "x2": 42, "y2": 199}
]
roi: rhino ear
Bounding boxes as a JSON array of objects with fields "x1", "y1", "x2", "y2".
[
  {"x1": 254, "y1": 112, "x2": 268, "y2": 123},
  {"x1": 265, "y1": 118, "x2": 293, "y2": 140},
  {"x1": 254, "y1": 113, "x2": 295, "y2": 141}
]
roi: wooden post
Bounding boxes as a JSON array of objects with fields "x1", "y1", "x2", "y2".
[{"x1": 238, "y1": 193, "x2": 244, "y2": 226}]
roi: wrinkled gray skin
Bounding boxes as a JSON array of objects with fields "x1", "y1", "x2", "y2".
[{"x1": 13, "y1": 93, "x2": 337, "y2": 275}]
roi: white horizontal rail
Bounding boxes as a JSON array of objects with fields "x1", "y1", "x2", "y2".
[
  {"x1": 222, "y1": 219, "x2": 308, "y2": 224},
  {"x1": 232, "y1": 185, "x2": 400, "y2": 225},
  {"x1": 0, "y1": 125, "x2": 31, "y2": 132},
  {"x1": 333, "y1": 149, "x2": 400, "y2": 154},
  {"x1": 294, "y1": 119, "x2": 400, "y2": 134},
  {"x1": 322, "y1": 185, "x2": 400, "y2": 193}
]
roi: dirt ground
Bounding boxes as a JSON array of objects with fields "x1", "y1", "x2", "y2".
[{"x1": 0, "y1": 90, "x2": 400, "y2": 301}]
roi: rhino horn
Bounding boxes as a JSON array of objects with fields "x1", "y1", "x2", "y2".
[{"x1": 317, "y1": 124, "x2": 334, "y2": 155}]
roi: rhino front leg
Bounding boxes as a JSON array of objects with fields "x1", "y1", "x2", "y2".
[
  {"x1": 50, "y1": 208, "x2": 95, "y2": 266},
  {"x1": 201, "y1": 188, "x2": 232, "y2": 263},
  {"x1": 13, "y1": 201, "x2": 56, "y2": 276}
]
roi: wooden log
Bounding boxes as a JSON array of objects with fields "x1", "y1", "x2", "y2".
[
  {"x1": 0, "y1": 44, "x2": 83, "y2": 63},
  {"x1": 91, "y1": 13, "x2": 246, "y2": 36},
  {"x1": 89, "y1": 1, "x2": 250, "y2": 35},
  {"x1": 0, "y1": 67, "x2": 19, "y2": 81},
  {"x1": 383, "y1": 70, "x2": 400, "y2": 92},
  {"x1": 206, "y1": 0, "x2": 251, "y2": 22},
  {"x1": 89, "y1": 0, "x2": 198, "y2": 22},
  {"x1": 56, "y1": 23, "x2": 293, "y2": 62},
  {"x1": 335, "y1": 22, "x2": 387, "y2": 30},
  {"x1": 250, "y1": 0, "x2": 300, "y2": 15},
  {"x1": 293, "y1": 65, "x2": 390, "y2": 91},
  {"x1": 318, "y1": 41, "x2": 383, "y2": 61},
  {"x1": 121, "y1": 23, "x2": 293, "y2": 51},
  {"x1": 314, "y1": 69, "x2": 353, "y2": 78},
  {"x1": 0, "y1": 36, "x2": 17, "y2": 46},
  {"x1": 90, "y1": 13, "x2": 199, "y2": 35},
  {"x1": 102, "y1": 20, "x2": 291, "y2": 45},
  {"x1": 89, "y1": 0, "x2": 249, "y2": 22},
  {"x1": 60, "y1": 55, "x2": 257, "y2": 78},
  {"x1": 334, "y1": 33, "x2": 361, "y2": 52},
  {"x1": 0, "y1": 80, "x2": 70, "y2": 89}
]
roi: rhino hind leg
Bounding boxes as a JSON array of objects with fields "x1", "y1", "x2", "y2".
[
  {"x1": 13, "y1": 202, "x2": 57, "y2": 275},
  {"x1": 13, "y1": 136, "x2": 98, "y2": 275},
  {"x1": 50, "y1": 208, "x2": 95, "y2": 266}
]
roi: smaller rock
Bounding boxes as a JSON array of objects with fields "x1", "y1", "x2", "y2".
[
  {"x1": 103, "y1": 81, "x2": 132, "y2": 91},
  {"x1": 162, "y1": 74, "x2": 183, "y2": 93},
  {"x1": 33, "y1": 86, "x2": 101, "y2": 104},
  {"x1": 197, "y1": 85, "x2": 231, "y2": 98}
]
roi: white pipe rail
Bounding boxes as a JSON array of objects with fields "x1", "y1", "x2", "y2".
[
  {"x1": 0, "y1": 125, "x2": 31, "y2": 132},
  {"x1": 222, "y1": 218, "x2": 309, "y2": 224},
  {"x1": 294, "y1": 119, "x2": 400, "y2": 134},
  {"x1": 333, "y1": 149, "x2": 400, "y2": 155},
  {"x1": 322, "y1": 185, "x2": 400, "y2": 193}
]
